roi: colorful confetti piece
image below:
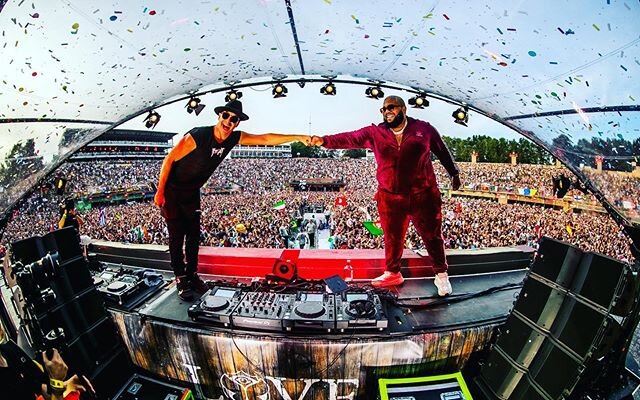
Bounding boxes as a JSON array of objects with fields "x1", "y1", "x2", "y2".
[
  {"x1": 620, "y1": 65, "x2": 628, "y2": 71},
  {"x1": 149, "y1": 10, "x2": 157, "y2": 15},
  {"x1": 528, "y1": 50, "x2": 536, "y2": 57},
  {"x1": 592, "y1": 23, "x2": 600, "y2": 31},
  {"x1": 497, "y1": 28, "x2": 503, "y2": 34},
  {"x1": 31, "y1": 72, "x2": 37, "y2": 76},
  {"x1": 443, "y1": 14, "x2": 450, "y2": 20},
  {"x1": 110, "y1": 15, "x2": 117, "y2": 21},
  {"x1": 71, "y1": 22, "x2": 79, "y2": 29}
]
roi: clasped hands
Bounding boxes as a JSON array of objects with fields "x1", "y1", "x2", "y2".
[{"x1": 299, "y1": 135, "x2": 324, "y2": 147}]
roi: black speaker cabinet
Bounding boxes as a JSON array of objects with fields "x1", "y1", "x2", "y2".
[
  {"x1": 477, "y1": 347, "x2": 550, "y2": 400},
  {"x1": 530, "y1": 237, "x2": 583, "y2": 288},
  {"x1": 42, "y1": 227, "x2": 83, "y2": 263},
  {"x1": 571, "y1": 252, "x2": 626, "y2": 310},
  {"x1": 512, "y1": 276, "x2": 565, "y2": 330},
  {"x1": 34, "y1": 288, "x2": 109, "y2": 344},
  {"x1": 11, "y1": 235, "x2": 47, "y2": 264},
  {"x1": 65, "y1": 317, "x2": 122, "y2": 374}
]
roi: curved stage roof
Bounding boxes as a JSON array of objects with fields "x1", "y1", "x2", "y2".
[{"x1": 0, "y1": 0, "x2": 638, "y2": 230}]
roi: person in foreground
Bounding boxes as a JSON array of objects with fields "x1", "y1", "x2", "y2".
[
  {"x1": 1, "y1": 324, "x2": 94, "y2": 399},
  {"x1": 154, "y1": 99, "x2": 311, "y2": 300},
  {"x1": 311, "y1": 96, "x2": 461, "y2": 295}
]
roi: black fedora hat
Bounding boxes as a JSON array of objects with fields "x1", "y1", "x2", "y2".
[{"x1": 214, "y1": 99, "x2": 249, "y2": 121}]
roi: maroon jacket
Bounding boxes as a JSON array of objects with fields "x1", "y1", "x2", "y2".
[{"x1": 322, "y1": 117, "x2": 459, "y2": 194}]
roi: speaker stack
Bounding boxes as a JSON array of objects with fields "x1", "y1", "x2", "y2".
[
  {"x1": 10, "y1": 227, "x2": 132, "y2": 395},
  {"x1": 475, "y1": 237, "x2": 631, "y2": 400}
]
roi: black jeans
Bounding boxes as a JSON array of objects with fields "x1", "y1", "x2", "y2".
[{"x1": 162, "y1": 189, "x2": 201, "y2": 276}]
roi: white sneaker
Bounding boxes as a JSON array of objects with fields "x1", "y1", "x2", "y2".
[
  {"x1": 434, "y1": 272, "x2": 452, "y2": 296},
  {"x1": 371, "y1": 271, "x2": 404, "y2": 288}
]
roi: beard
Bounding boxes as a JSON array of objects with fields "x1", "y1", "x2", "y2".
[{"x1": 383, "y1": 112, "x2": 405, "y2": 129}]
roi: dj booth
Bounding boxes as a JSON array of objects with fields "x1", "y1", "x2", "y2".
[
  {"x1": 6, "y1": 228, "x2": 533, "y2": 399},
  {"x1": 96, "y1": 247, "x2": 530, "y2": 399}
]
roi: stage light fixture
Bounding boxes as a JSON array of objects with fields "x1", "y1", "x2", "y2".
[
  {"x1": 144, "y1": 110, "x2": 161, "y2": 129},
  {"x1": 225, "y1": 89, "x2": 242, "y2": 102},
  {"x1": 408, "y1": 93, "x2": 429, "y2": 108},
  {"x1": 272, "y1": 82, "x2": 288, "y2": 98},
  {"x1": 185, "y1": 97, "x2": 206, "y2": 116},
  {"x1": 320, "y1": 82, "x2": 336, "y2": 96},
  {"x1": 452, "y1": 105, "x2": 469, "y2": 127},
  {"x1": 365, "y1": 86, "x2": 384, "y2": 100}
]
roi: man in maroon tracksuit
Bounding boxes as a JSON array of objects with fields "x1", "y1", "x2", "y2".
[{"x1": 311, "y1": 96, "x2": 461, "y2": 294}]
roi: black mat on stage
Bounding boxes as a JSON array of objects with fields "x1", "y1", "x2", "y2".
[{"x1": 139, "y1": 269, "x2": 526, "y2": 334}]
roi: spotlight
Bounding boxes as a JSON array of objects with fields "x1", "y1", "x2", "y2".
[
  {"x1": 225, "y1": 89, "x2": 242, "y2": 102},
  {"x1": 452, "y1": 105, "x2": 469, "y2": 127},
  {"x1": 320, "y1": 82, "x2": 336, "y2": 96},
  {"x1": 365, "y1": 86, "x2": 384, "y2": 99},
  {"x1": 185, "y1": 97, "x2": 206, "y2": 116},
  {"x1": 272, "y1": 82, "x2": 288, "y2": 98},
  {"x1": 144, "y1": 110, "x2": 161, "y2": 129},
  {"x1": 408, "y1": 93, "x2": 429, "y2": 109}
]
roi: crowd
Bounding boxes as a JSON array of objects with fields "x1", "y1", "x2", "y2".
[{"x1": 2, "y1": 159, "x2": 636, "y2": 262}]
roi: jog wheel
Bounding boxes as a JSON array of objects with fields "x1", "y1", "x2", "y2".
[
  {"x1": 202, "y1": 296, "x2": 229, "y2": 311},
  {"x1": 294, "y1": 303, "x2": 325, "y2": 318},
  {"x1": 106, "y1": 281, "x2": 127, "y2": 293}
]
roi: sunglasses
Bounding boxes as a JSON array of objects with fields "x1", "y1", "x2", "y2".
[
  {"x1": 380, "y1": 104, "x2": 402, "y2": 113},
  {"x1": 221, "y1": 112, "x2": 240, "y2": 124}
]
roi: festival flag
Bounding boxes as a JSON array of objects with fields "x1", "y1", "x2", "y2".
[
  {"x1": 76, "y1": 200, "x2": 91, "y2": 211},
  {"x1": 99, "y1": 208, "x2": 106, "y2": 226},
  {"x1": 143, "y1": 226, "x2": 149, "y2": 242},
  {"x1": 335, "y1": 195, "x2": 348, "y2": 207},
  {"x1": 272, "y1": 200, "x2": 286, "y2": 210},
  {"x1": 529, "y1": 188, "x2": 538, "y2": 197},
  {"x1": 363, "y1": 220, "x2": 384, "y2": 236},
  {"x1": 566, "y1": 224, "x2": 574, "y2": 236}
]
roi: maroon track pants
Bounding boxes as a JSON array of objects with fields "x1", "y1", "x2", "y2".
[{"x1": 377, "y1": 187, "x2": 448, "y2": 274}]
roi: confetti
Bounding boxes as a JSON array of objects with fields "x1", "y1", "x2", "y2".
[
  {"x1": 631, "y1": 96, "x2": 636, "y2": 101},
  {"x1": 528, "y1": 50, "x2": 536, "y2": 57},
  {"x1": 30, "y1": 13, "x2": 39, "y2": 18},
  {"x1": 31, "y1": 72, "x2": 37, "y2": 76},
  {"x1": 364, "y1": 34, "x2": 369, "y2": 38},
  {"x1": 497, "y1": 28, "x2": 503, "y2": 34},
  {"x1": 443, "y1": 14, "x2": 450, "y2": 20},
  {"x1": 557, "y1": 27, "x2": 564, "y2": 34},
  {"x1": 71, "y1": 22, "x2": 79, "y2": 29},
  {"x1": 383, "y1": 22, "x2": 393, "y2": 27},
  {"x1": 507, "y1": 28, "x2": 516, "y2": 31},
  {"x1": 423, "y1": 13, "x2": 433, "y2": 19},
  {"x1": 323, "y1": 0, "x2": 331, "y2": 4},
  {"x1": 149, "y1": 10, "x2": 157, "y2": 15},
  {"x1": 551, "y1": 92, "x2": 558, "y2": 97},
  {"x1": 184, "y1": 48, "x2": 191, "y2": 52},
  {"x1": 592, "y1": 23, "x2": 600, "y2": 31},
  {"x1": 549, "y1": 61, "x2": 558, "y2": 64},
  {"x1": 351, "y1": 15, "x2": 359, "y2": 24},
  {"x1": 110, "y1": 15, "x2": 117, "y2": 21},
  {"x1": 620, "y1": 65, "x2": 628, "y2": 71}
]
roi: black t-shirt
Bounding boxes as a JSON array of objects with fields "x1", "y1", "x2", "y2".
[
  {"x1": 61, "y1": 213, "x2": 80, "y2": 231},
  {"x1": 166, "y1": 126, "x2": 241, "y2": 192}
]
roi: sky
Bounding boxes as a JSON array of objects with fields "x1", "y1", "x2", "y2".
[{"x1": 119, "y1": 81, "x2": 520, "y2": 143}]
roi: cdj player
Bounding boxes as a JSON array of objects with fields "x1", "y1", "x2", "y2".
[
  {"x1": 283, "y1": 292, "x2": 335, "y2": 332},
  {"x1": 336, "y1": 292, "x2": 388, "y2": 331},
  {"x1": 188, "y1": 286, "x2": 245, "y2": 326},
  {"x1": 94, "y1": 270, "x2": 144, "y2": 305}
]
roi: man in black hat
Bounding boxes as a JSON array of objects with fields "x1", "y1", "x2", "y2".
[{"x1": 154, "y1": 99, "x2": 311, "y2": 300}]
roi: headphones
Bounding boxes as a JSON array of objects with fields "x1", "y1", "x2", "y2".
[{"x1": 346, "y1": 299, "x2": 376, "y2": 318}]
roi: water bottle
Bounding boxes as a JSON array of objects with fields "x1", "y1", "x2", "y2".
[{"x1": 343, "y1": 259, "x2": 354, "y2": 282}]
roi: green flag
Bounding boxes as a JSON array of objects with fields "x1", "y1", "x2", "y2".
[
  {"x1": 362, "y1": 221, "x2": 384, "y2": 236},
  {"x1": 76, "y1": 200, "x2": 91, "y2": 211},
  {"x1": 272, "y1": 200, "x2": 286, "y2": 210}
]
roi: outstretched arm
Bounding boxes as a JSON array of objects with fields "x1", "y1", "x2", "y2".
[
  {"x1": 154, "y1": 133, "x2": 197, "y2": 207},
  {"x1": 239, "y1": 133, "x2": 311, "y2": 146},
  {"x1": 312, "y1": 126, "x2": 372, "y2": 149}
]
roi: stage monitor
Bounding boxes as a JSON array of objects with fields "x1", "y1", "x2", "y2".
[{"x1": 379, "y1": 372, "x2": 473, "y2": 400}]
